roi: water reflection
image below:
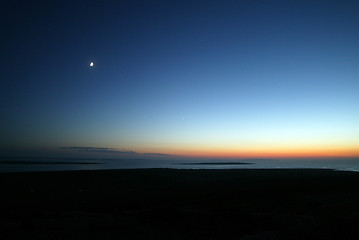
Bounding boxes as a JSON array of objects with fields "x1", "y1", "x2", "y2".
[{"x1": 0, "y1": 157, "x2": 359, "y2": 172}]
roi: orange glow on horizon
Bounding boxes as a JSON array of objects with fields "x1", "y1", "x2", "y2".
[{"x1": 139, "y1": 145, "x2": 359, "y2": 159}]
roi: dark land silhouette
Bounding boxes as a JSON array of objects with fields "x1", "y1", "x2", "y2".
[{"x1": 1, "y1": 169, "x2": 359, "y2": 239}]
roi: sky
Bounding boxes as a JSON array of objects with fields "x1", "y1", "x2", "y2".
[{"x1": 1, "y1": 0, "x2": 359, "y2": 159}]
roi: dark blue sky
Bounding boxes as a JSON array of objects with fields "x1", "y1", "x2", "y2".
[{"x1": 1, "y1": 0, "x2": 358, "y2": 158}]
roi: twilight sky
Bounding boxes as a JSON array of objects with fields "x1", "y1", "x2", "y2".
[{"x1": 1, "y1": 0, "x2": 359, "y2": 158}]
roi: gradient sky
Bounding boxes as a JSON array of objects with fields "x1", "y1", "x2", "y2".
[{"x1": 1, "y1": 0, "x2": 359, "y2": 158}]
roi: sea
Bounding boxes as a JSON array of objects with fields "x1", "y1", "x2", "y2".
[{"x1": 1, "y1": 156, "x2": 359, "y2": 172}]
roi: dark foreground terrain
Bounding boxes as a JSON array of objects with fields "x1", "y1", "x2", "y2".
[{"x1": 1, "y1": 169, "x2": 359, "y2": 239}]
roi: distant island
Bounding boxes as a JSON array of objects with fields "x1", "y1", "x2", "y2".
[{"x1": 181, "y1": 162, "x2": 253, "y2": 165}]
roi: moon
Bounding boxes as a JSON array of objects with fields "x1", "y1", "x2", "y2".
[{"x1": 90, "y1": 62, "x2": 94, "y2": 67}]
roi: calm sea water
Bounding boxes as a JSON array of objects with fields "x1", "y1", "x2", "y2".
[{"x1": 1, "y1": 157, "x2": 359, "y2": 172}]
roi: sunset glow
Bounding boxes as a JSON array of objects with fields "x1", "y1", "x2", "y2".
[{"x1": 1, "y1": 1, "x2": 358, "y2": 162}]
